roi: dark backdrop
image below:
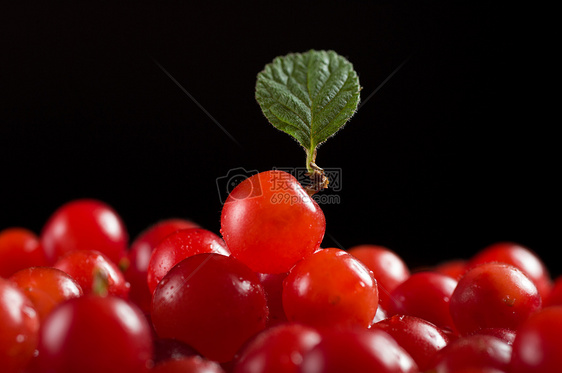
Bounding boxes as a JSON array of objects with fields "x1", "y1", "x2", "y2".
[{"x1": 2, "y1": 2, "x2": 557, "y2": 276}]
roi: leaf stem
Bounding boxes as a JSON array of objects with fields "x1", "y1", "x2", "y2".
[{"x1": 306, "y1": 148, "x2": 317, "y2": 175}]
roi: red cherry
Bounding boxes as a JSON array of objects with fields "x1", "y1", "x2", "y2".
[
  {"x1": 428, "y1": 334, "x2": 512, "y2": 373},
  {"x1": 372, "y1": 315, "x2": 449, "y2": 371},
  {"x1": 124, "y1": 218, "x2": 200, "y2": 313},
  {"x1": 300, "y1": 328, "x2": 418, "y2": 373},
  {"x1": 348, "y1": 244, "x2": 410, "y2": 310},
  {"x1": 40, "y1": 199, "x2": 129, "y2": 265},
  {"x1": 54, "y1": 249, "x2": 130, "y2": 298},
  {"x1": 0, "y1": 278, "x2": 40, "y2": 373},
  {"x1": 282, "y1": 248, "x2": 378, "y2": 329},
  {"x1": 36, "y1": 295, "x2": 153, "y2": 373},
  {"x1": 147, "y1": 228, "x2": 229, "y2": 294},
  {"x1": 450, "y1": 263, "x2": 541, "y2": 335},
  {"x1": 151, "y1": 253, "x2": 268, "y2": 363},
  {"x1": 0, "y1": 227, "x2": 48, "y2": 277},
  {"x1": 387, "y1": 271, "x2": 458, "y2": 333},
  {"x1": 220, "y1": 170, "x2": 325, "y2": 274},
  {"x1": 511, "y1": 306, "x2": 562, "y2": 373},
  {"x1": 9, "y1": 266, "x2": 83, "y2": 321},
  {"x1": 233, "y1": 322, "x2": 321, "y2": 373},
  {"x1": 467, "y1": 241, "x2": 552, "y2": 299}
]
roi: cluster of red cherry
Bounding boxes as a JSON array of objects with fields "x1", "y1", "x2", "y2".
[{"x1": 1, "y1": 169, "x2": 561, "y2": 372}]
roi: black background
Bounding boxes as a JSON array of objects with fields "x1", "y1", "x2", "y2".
[{"x1": 2, "y1": 2, "x2": 557, "y2": 276}]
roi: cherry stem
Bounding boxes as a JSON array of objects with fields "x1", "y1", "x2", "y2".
[
  {"x1": 305, "y1": 148, "x2": 329, "y2": 196},
  {"x1": 92, "y1": 268, "x2": 110, "y2": 297}
]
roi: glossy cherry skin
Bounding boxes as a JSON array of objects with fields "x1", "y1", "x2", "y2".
[
  {"x1": 282, "y1": 248, "x2": 378, "y2": 329},
  {"x1": 151, "y1": 253, "x2": 268, "y2": 363},
  {"x1": 9, "y1": 266, "x2": 83, "y2": 321},
  {"x1": 299, "y1": 328, "x2": 418, "y2": 373},
  {"x1": 387, "y1": 271, "x2": 458, "y2": 333},
  {"x1": 151, "y1": 356, "x2": 226, "y2": 373},
  {"x1": 372, "y1": 315, "x2": 449, "y2": 371},
  {"x1": 468, "y1": 328, "x2": 516, "y2": 346},
  {"x1": 348, "y1": 244, "x2": 410, "y2": 311},
  {"x1": 37, "y1": 295, "x2": 153, "y2": 373},
  {"x1": 449, "y1": 263, "x2": 541, "y2": 335},
  {"x1": 428, "y1": 334, "x2": 511, "y2": 373},
  {"x1": 0, "y1": 278, "x2": 40, "y2": 373},
  {"x1": 467, "y1": 241, "x2": 552, "y2": 299},
  {"x1": 233, "y1": 322, "x2": 321, "y2": 373},
  {"x1": 510, "y1": 306, "x2": 562, "y2": 373},
  {"x1": 220, "y1": 170, "x2": 325, "y2": 274},
  {"x1": 125, "y1": 218, "x2": 199, "y2": 313},
  {"x1": 0, "y1": 227, "x2": 48, "y2": 277},
  {"x1": 40, "y1": 198, "x2": 129, "y2": 265},
  {"x1": 147, "y1": 228, "x2": 229, "y2": 294},
  {"x1": 258, "y1": 272, "x2": 289, "y2": 327},
  {"x1": 54, "y1": 249, "x2": 130, "y2": 298}
]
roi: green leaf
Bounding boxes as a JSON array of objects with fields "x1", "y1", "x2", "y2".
[{"x1": 255, "y1": 50, "x2": 361, "y2": 168}]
